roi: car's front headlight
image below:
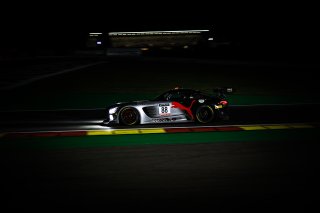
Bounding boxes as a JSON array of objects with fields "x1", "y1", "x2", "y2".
[{"x1": 109, "y1": 107, "x2": 118, "y2": 114}]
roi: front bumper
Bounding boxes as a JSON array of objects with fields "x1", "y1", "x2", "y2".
[{"x1": 102, "y1": 106, "x2": 120, "y2": 125}]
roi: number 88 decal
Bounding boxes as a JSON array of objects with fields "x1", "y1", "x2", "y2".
[{"x1": 159, "y1": 105, "x2": 171, "y2": 115}]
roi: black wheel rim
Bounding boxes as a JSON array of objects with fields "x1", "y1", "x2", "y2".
[
  {"x1": 197, "y1": 107, "x2": 214, "y2": 123},
  {"x1": 121, "y1": 108, "x2": 138, "y2": 125}
]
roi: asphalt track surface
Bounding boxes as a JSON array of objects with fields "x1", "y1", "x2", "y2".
[
  {"x1": 1, "y1": 104, "x2": 320, "y2": 211},
  {"x1": 2, "y1": 136, "x2": 320, "y2": 211}
]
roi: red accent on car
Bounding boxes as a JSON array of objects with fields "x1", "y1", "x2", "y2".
[
  {"x1": 172, "y1": 100, "x2": 196, "y2": 120},
  {"x1": 219, "y1": 100, "x2": 228, "y2": 106}
]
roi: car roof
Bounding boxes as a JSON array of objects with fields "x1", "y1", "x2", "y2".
[{"x1": 167, "y1": 88, "x2": 199, "y2": 93}]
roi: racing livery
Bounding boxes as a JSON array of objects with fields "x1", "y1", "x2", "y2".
[{"x1": 103, "y1": 88, "x2": 231, "y2": 126}]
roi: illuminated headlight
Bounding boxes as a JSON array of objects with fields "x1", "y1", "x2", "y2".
[{"x1": 109, "y1": 107, "x2": 118, "y2": 114}]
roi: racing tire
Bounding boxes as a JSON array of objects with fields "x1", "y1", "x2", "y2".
[
  {"x1": 119, "y1": 107, "x2": 140, "y2": 125},
  {"x1": 195, "y1": 105, "x2": 215, "y2": 123}
]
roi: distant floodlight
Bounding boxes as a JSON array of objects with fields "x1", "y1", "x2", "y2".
[
  {"x1": 208, "y1": 37, "x2": 214, "y2": 40},
  {"x1": 97, "y1": 41, "x2": 102, "y2": 45},
  {"x1": 108, "y1": 29, "x2": 209, "y2": 36}
]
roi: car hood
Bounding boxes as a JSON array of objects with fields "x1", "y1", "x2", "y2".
[{"x1": 107, "y1": 100, "x2": 157, "y2": 109}]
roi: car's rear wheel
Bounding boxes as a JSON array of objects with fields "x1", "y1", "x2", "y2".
[
  {"x1": 195, "y1": 105, "x2": 215, "y2": 123},
  {"x1": 119, "y1": 107, "x2": 140, "y2": 125}
]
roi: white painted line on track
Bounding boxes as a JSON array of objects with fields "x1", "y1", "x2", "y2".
[{"x1": 2, "y1": 61, "x2": 108, "y2": 90}]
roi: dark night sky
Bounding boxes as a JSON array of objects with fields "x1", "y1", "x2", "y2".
[{"x1": 1, "y1": 2, "x2": 319, "y2": 60}]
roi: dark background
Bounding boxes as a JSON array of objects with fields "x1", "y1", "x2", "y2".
[
  {"x1": 1, "y1": 3, "x2": 320, "y2": 211},
  {"x1": 1, "y1": 2, "x2": 319, "y2": 62}
]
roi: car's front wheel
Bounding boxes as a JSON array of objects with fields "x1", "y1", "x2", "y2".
[
  {"x1": 195, "y1": 105, "x2": 215, "y2": 123},
  {"x1": 119, "y1": 107, "x2": 140, "y2": 125}
]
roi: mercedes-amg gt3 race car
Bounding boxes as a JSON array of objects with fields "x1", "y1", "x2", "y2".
[{"x1": 103, "y1": 88, "x2": 232, "y2": 126}]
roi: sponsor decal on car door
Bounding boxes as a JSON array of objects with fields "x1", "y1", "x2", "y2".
[{"x1": 158, "y1": 103, "x2": 171, "y2": 116}]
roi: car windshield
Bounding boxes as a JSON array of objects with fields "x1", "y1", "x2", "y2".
[{"x1": 153, "y1": 91, "x2": 174, "y2": 101}]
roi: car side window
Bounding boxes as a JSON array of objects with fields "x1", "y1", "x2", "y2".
[
  {"x1": 163, "y1": 92, "x2": 171, "y2": 100},
  {"x1": 166, "y1": 92, "x2": 183, "y2": 101}
]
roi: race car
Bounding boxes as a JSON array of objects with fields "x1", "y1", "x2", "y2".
[{"x1": 103, "y1": 88, "x2": 232, "y2": 126}]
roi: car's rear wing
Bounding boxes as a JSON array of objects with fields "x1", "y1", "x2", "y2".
[{"x1": 213, "y1": 87, "x2": 234, "y2": 99}]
